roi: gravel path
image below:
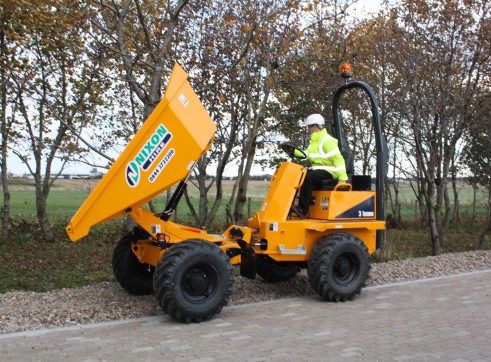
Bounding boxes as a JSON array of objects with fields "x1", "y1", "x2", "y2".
[{"x1": 1, "y1": 250, "x2": 490, "y2": 334}]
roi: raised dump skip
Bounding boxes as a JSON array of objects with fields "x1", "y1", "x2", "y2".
[{"x1": 66, "y1": 64, "x2": 216, "y2": 241}]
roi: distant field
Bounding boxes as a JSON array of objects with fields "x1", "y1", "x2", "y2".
[
  {"x1": 5, "y1": 178, "x2": 487, "y2": 221},
  {"x1": 4, "y1": 178, "x2": 270, "y2": 226}
]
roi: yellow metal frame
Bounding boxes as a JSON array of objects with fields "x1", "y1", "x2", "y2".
[
  {"x1": 252, "y1": 219, "x2": 382, "y2": 260},
  {"x1": 130, "y1": 237, "x2": 242, "y2": 268}
]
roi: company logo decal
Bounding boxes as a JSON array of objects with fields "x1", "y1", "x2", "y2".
[
  {"x1": 149, "y1": 148, "x2": 175, "y2": 183},
  {"x1": 126, "y1": 124, "x2": 172, "y2": 187}
]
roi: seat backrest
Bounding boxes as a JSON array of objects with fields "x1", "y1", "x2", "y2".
[{"x1": 340, "y1": 144, "x2": 354, "y2": 181}]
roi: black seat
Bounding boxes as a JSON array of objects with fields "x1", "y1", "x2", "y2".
[{"x1": 317, "y1": 178, "x2": 338, "y2": 190}]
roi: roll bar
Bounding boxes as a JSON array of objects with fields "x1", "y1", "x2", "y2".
[{"x1": 332, "y1": 81, "x2": 388, "y2": 250}]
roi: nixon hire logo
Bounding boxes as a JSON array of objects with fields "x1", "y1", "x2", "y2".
[{"x1": 126, "y1": 124, "x2": 172, "y2": 187}]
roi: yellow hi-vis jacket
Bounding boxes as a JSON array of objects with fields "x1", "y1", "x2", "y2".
[{"x1": 296, "y1": 128, "x2": 348, "y2": 181}]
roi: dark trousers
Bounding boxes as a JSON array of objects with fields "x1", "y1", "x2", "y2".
[{"x1": 298, "y1": 169, "x2": 333, "y2": 214}]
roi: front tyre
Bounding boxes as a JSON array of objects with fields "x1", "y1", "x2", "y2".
[
  {"x1": 112, "y1": 229, "x2": 154, "y2": 295},
  {"x1": 153, "y1": 239, "x2": 235, "y2": 323},
  {"x1": 308, "y1": 233, "x2": 370, "y2": 302}
]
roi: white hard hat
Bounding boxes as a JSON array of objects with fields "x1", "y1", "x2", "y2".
[{"x1": 304, "y1": 113, "x2": 325, "y2": 127}]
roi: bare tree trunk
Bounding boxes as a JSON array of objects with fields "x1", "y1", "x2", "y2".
[
  {"x1": 418, "y1": 193, "x2": 427, "y2": 224},
  {"x1": 35, "y1": 177, "x2": 54, "y2": 241},
  {"x1": 414, "y1": 176, "x2": 427, "y2": 226},
  {"x1": 0, "y1": 163, "x2": 9, "y2": 243},
  {"x1": 428, "y1": 200, "x2": 441, "y2": 256},
  {"x1": 183, "y1": 157, "x2": 217, "y2": 229},
  {"x1": 0, "y1": 23, "x2": 9, "y2": 243},
  {"x1": 478, "y1": 190, "x2": 491, "y2": 250},
  {"x1": 0, "y1": 153, "x2": 9, "y2": 243},
  {"x1": 0, "y1": 122, "x2": 9, "y2": 245},
  {"x1": 393, "y1": 180, "x2": 401, "y2": 220},
  {"x1": 417, "y1": 141, "x2": 441, "y2": 255},
  {"x1": 233, "y1": 141, "x2": 256, "y2": 224},
  {"x1": 227, "y1": 176, "x2": 240, "y2": 225},
  {"x1": 451, "y1": 160, "x2": 460, "y2": 223},
  {"x1": 471, "y1": 181, "x2": 477, "y2": 224},
  {"x1": 439, "y1": 180, "x2": 451, "y2": 248}
]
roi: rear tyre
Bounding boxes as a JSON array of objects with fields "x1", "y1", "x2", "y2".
[
  {"x1": 308, "y1": 233, "x2": 370, "y2": 302},
  {"x1": 256, "y1": 255, "x2": 301, "y2": 283},
  {"x1": 153, "y1": 239, "x2": 234, "y2": 323},
  {"x1": 112, "y1": 229, "x2": 154, "y2": 295}
]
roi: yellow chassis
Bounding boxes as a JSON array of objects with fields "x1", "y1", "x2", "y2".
[{"x1": 128, "y1": 161, "x2": 383, "y2": 270}]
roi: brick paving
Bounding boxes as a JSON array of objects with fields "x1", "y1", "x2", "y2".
[{"x1": 1, "y1": 270, "x2": 490, "y2": 362}]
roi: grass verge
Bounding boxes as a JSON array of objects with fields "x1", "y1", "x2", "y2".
[
  {"x1": 0, "y1": 216, "x2": 489, "y2": 294},
  {"x1": 0, "y1": 220, "x2": 122, "y2": 293}
]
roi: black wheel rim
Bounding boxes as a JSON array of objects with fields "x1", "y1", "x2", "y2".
[
  {"x1": 181, "y1": 263, "x2": 219, "y2": 303},
  {"x1": 332, "y1": 251, "x2": 360, "y2": 286}
]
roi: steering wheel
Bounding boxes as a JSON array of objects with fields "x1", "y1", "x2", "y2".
[{"x1": 280, "y1": 143, "x2": 307, "y2": 160}]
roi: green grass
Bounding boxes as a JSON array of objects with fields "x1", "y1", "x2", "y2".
[
  {"x1": 0, "y1": 179, "x2": 489, "y2": 294},
  {"x1": 381, "y1": 218, "x2": 490, "y2": 261},
  {"x1": 1, "y1": 215, "x2": 488, "y2": 294},
  {"x1": 11, "y1": 190, "x2": 89, "y2": 218},
  {"x1": 0, "y1": 221, "x2": 121, "y2": 293}
]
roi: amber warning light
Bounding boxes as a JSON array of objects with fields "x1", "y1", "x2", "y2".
[{"x1": 340, "y1": 63, "x2": 352, "y2": 79}]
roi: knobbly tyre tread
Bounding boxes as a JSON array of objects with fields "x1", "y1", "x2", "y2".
[
  {"x1": 153, "y1": 239, "x2": 235, "y2": 323},
  {"x1": 112, "y1": 229, "x2": 154, "y2": 295},
  {"x1": 308, "y1": 232, "x2": 370, "y2": 302},
  {"x1": 256, "y1": 254, "x2": 301, "y2": 283}
]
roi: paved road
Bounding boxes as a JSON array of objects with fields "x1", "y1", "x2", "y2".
[{"x1": 1, "y1": 270, "x2": 490, "y2": 362}]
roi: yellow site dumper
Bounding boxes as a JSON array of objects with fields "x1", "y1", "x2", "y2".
[{"x1": 67, "y1": 63, "x2": 387, "y2": 323}]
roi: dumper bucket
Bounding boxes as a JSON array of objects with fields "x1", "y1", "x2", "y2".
[{"x1": 66, "y1": 64, "x2": 216, "y2": 241}]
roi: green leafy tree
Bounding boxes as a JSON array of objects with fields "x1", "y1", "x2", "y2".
[
  {"x1": 377, "y1": 0, "x2": 489, "y2": 254},
  {"x1": 0, "y1": 0, "x2": 24, "y2": 242},
  {"x1": 5, "y1": 0, "x2": 107, "y2": 241},
  {"x1": 464, "y1": 90, "x2": 491, "y2": 248},
  {"x1": 83, "y1": 0, "x2": 193, "y2": 129},
  {"x1": 172, "y1": 0, "x2": 256, "y2": 228}
]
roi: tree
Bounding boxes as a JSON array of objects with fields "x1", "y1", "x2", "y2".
[
  {"x1": 173, "y1": 0, "x2": 256, "y2": 228},
  {"x1": 165, "y1": 0, "x2": 309, "y2": 227},
  {"x1": 464, "y1": 90, "x2": 491, "y2": 248},
  {"x1": 347, "y1": 13, "x2": 408, "y2": 224},
  {"x1": 227, "y1": 0, "x2": 311, "y2": 224},
  {"x1": 384, "y1": 0, "x2": 490, "y2": 254},
  {"x1": 6, "y1": 0, "x2": 107, "y2": 241},
  {"x1": 0, "y1": 0, "x2": 24, "y2": 242},
  {"x1": 83, "y1": 0, "x2": 194, "y2": 127}
]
